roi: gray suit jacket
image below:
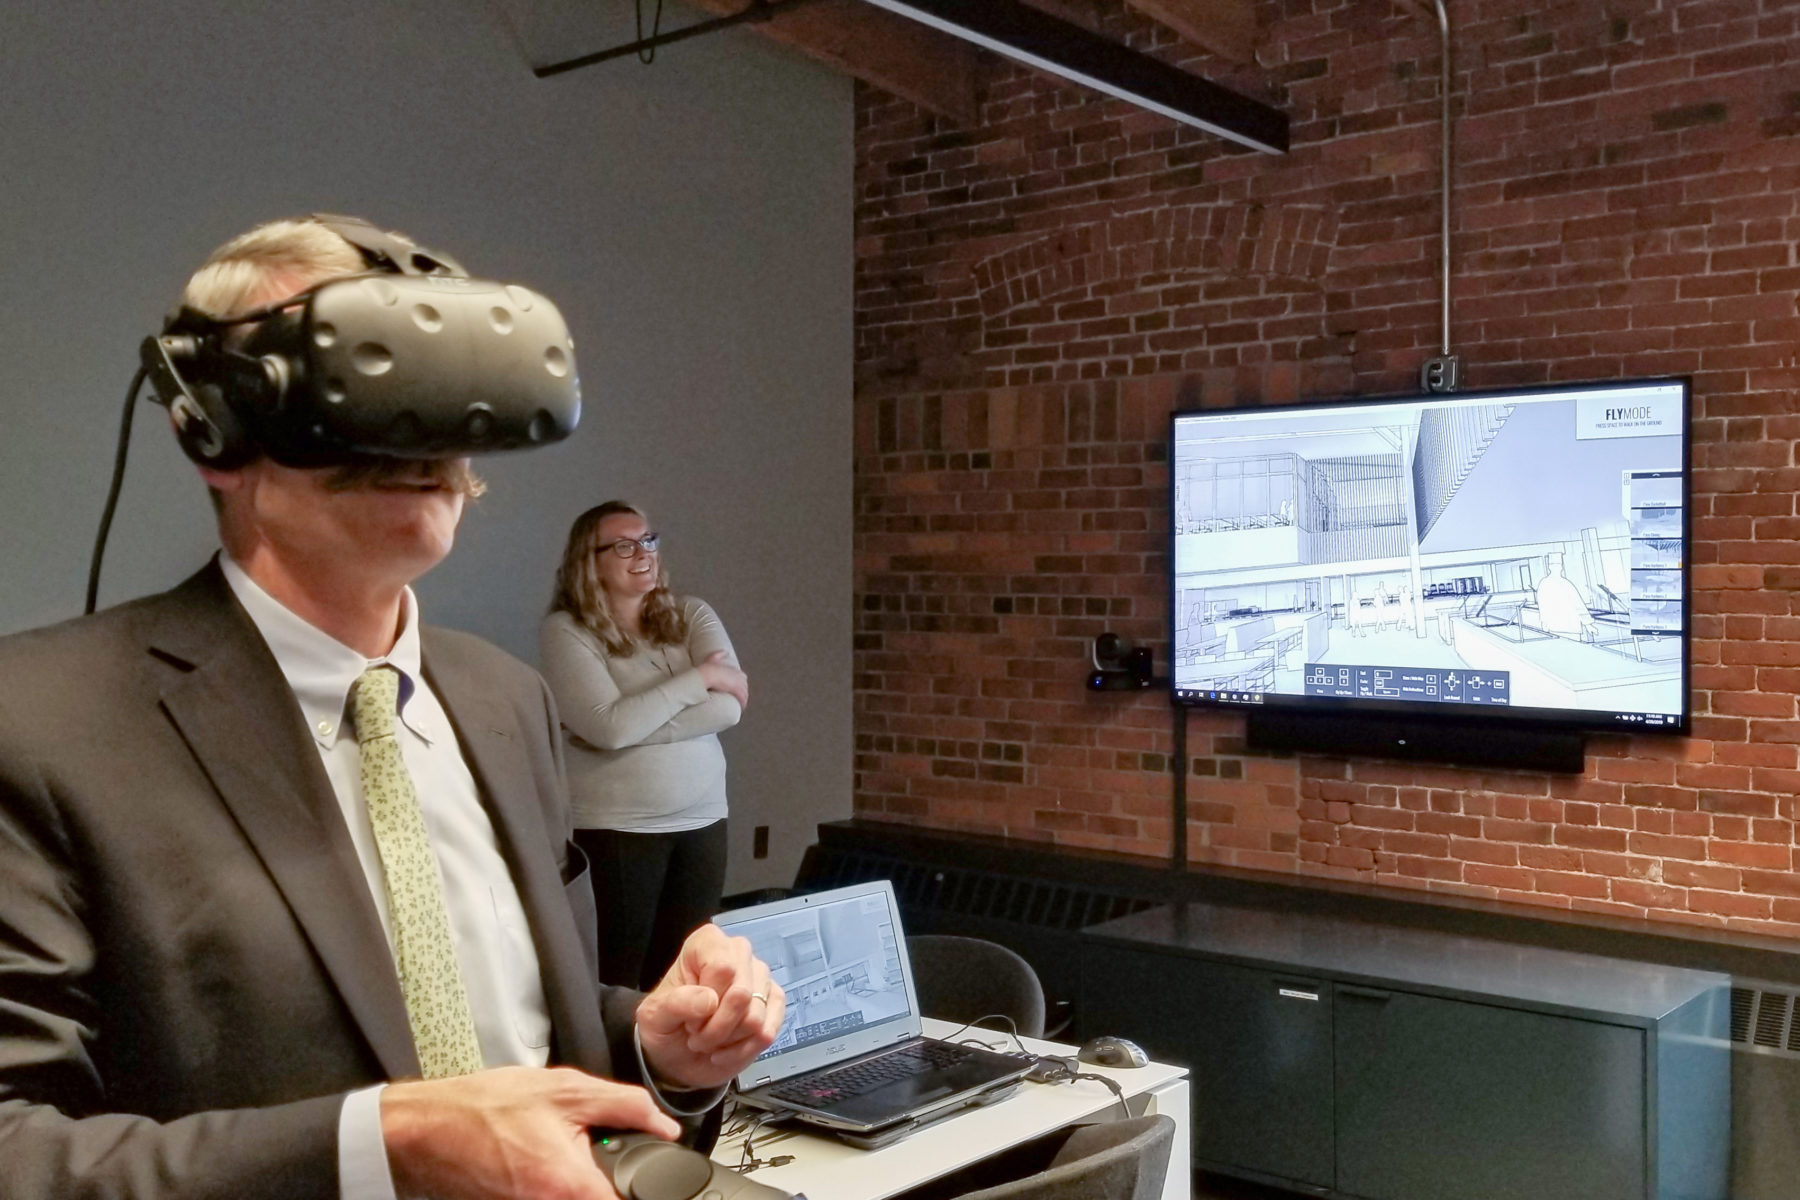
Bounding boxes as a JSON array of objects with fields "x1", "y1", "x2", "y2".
[{"x1": 0, "y1": 562, "x2": 641, "y2": 1198}]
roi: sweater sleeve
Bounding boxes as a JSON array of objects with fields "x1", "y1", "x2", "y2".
[
  {"x1": 643, "y1": 600, "x2": 743, "y2": 743},
  {"x1": 537, "y1": 614, "x2": 709, "y2": 752}
]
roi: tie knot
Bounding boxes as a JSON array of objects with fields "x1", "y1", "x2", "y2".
[{"x1": 350, "y1": 666, "x2": 401, "y2": 743}]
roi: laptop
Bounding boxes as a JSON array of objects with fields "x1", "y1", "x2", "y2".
[{"x1": 715, "y1": 880, "x2": 1033, "y2": 1142}]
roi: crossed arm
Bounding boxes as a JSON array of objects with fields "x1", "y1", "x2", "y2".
[{"x1": 538, "y1": 601, "x2": 747, "y2": 753}]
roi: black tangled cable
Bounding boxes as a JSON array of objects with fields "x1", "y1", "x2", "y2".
[
  {"x1": 940, "y1": 1013, "x2": 1029, "y2": 1057},
  {"x1": 726, "y1": 1105, "x2": 796, "y2": 1174},
  {"x1": 1028, "y1": 1060, "x2": 1130, "y2": 1119}
]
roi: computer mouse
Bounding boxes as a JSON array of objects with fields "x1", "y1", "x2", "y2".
[{"x1": 1076, "y1": 1035, "x2": 1148, "y2": 1069}]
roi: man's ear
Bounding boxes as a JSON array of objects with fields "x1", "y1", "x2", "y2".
[{"x1": 195, "y1": 462, "x2": 247, "y2": 494}]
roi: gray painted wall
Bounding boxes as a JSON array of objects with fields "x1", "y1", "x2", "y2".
[{"x1": 0, "y1": 0, "x2": 852, "y2": 892}]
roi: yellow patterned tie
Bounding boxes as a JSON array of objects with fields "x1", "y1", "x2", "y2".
[{"x1": 350, "y1": 666, "x2": 485, "y2": 1079}]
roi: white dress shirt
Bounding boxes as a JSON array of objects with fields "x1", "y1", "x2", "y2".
[
  {"x1": 220, "y1": 556, "x2": 716, "y2": 1200},
  {"x1": 220, "y1": 557, "x2": 551, "y2": 1200}
]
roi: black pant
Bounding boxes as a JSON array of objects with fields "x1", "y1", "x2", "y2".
[{"x1": 574, "y1": 821, "x2": 728, "y2": 991}]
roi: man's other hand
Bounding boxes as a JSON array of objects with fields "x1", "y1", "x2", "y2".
[
  {"x1": 381, "y1": 1066, "x2": 678, "y2": 1200},
  {"x1": 637, "y1": 924, "x2": 785, "y2": 1090}
]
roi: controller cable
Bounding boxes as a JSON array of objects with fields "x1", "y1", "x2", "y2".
[
  {"x1": 725, "y1": 1105, "x2": 796, "y2": 1174},
  {"x1": 85, "y1": 367, "x2": 148, "y2": 615}
]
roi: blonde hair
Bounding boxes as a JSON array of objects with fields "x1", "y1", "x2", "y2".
[
  {"x1": 176, "y1": 217, "x2": 487, "y2": 500},
  {"x1": 182, "y1": 217, "x2": 367, "y2": 320},
  {"x1": 549, "y1": 502, "x2": 689, "y2": 654}
]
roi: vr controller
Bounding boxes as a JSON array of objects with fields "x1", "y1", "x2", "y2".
[
  {"x1": 139, "y1": 214, "x2": 581, "y2": 468},
  {"x1": 591, "y1": 1131, "x2": 795, "y2": 1200}
]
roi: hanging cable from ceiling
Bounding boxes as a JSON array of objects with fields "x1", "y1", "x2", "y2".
[{"x1": 636, "y1": 0, "x2": 666, "y2": 63}]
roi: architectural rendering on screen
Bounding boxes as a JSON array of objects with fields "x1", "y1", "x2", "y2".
[
  {"x1": 1171, "y1": 383, "x2": 1686, "y2": 728},
  {"x1": 730, "y1": 891, "x2": 909, "y2": 1057}
]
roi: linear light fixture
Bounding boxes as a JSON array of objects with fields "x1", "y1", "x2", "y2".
[
  {"x1": 529, "y1": 0, "x2": 829, "y2": 77},
  {"x1": 858, "y1": 0, "x2": 1287, "y2": 154}
]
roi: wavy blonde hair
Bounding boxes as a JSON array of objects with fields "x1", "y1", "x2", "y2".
[{"x1": 550, "y1": 501, "x2": 688, "y2": 655}]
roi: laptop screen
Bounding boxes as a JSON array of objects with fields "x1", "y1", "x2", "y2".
[{"x1": 715, "y1": 880, "x2": 923, "y2": 1087}]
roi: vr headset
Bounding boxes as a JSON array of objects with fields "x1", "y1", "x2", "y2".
[{"x1": 139, "y1": 214, "x2": 581, "y2": 468}]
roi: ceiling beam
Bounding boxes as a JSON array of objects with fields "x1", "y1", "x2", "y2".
[
  {"x1": 1015, "y1": 0, "x2": 1252, "y2": 64},
  {"x1": 682, "y1": 0, "x2": 981, "y2": 125},
  {"x1": 1120, "y1": 0, "x2": 1255, "y2": 64},
  {"x1": 1019, "y1": 0, "x2": 1254, "y2": 64},
  {"x1": 861, "y1": 0, "x2": 1286, "y2": 152}
]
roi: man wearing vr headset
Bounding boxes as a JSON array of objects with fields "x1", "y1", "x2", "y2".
[{"x1": 0, "y1": 217, "x2": 784, "y2": 1200}]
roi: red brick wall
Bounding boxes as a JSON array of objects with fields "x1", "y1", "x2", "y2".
[{"x1": 852, "y1": 0, "x2": 1800, "y2": 937}]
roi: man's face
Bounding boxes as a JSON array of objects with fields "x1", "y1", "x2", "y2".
[
  {"x1": 209, "y1": 455, "x2": 474, "y2": 588},
  {"x1": 187, "y1": 262, "x2": 491, "y2": 593}
]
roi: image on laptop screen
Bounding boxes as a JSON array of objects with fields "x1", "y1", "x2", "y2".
[{"x1": 728, "y1": 888, "x2": 913, "y2": 1058}]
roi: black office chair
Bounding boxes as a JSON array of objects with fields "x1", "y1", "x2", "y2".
[
  {"x1": 950, "y1": 1114, "x2": 1176, "y2": 1200},
  {"x1": 908, "y1": 934, "x2": 1047, "y2": 1039}
]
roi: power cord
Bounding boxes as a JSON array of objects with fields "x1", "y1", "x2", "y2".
[{"x1": 939, "y1": 1013, "x2": 1030, "y2": 1057}]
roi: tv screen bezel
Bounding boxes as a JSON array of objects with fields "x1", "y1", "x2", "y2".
[{"x1": 1167, "y1": 377, "x2": 1692, "y2": 737}]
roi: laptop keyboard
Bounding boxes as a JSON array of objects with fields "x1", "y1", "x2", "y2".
[{"x1": 768, "y1": 1041, "x2": 976, "y2": 1104}]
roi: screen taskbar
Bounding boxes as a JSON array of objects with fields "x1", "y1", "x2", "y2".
[{"x1": 1171, "y1": 686, "x2": 1681, "y2": 728}]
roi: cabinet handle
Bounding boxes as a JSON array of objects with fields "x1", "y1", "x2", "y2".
[
  {"x1": 1276, "y1": 987, "x2": 1321, "y2": 1002},
  {"x1": 1337, "y1": 986, "x2": 1393, "y2": 1003}
]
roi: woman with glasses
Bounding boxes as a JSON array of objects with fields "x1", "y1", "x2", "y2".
[{"x1": 541, "y1": 501, "x2": 748, "y2": 989}]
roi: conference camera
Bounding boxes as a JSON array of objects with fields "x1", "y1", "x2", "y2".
[{"x1": 1089, "y1": 632, "x2": 1154, "y2": 691}]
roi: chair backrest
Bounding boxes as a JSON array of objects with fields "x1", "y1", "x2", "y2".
[
  {"x1": 907, "y1": 934, "x2": 1047, "y2": 1039},
  {"x1": 952, "y1": 1114, "x2": 1176, "y2": 1200}
]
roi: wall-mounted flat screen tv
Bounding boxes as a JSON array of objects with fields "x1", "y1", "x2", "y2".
[{"x1": 1170, "y1": 379, "x2": 1689, "y2": 735}]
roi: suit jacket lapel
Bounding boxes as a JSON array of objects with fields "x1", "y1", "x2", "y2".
[
  {"x1": 423, "y1": 637, "x2": 610, "y2": 1072},
  {"x1": 150, "y1": 564, "x2": 420, "y2": 1079}
]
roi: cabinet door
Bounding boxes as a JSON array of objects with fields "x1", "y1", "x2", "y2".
[
  {"x1": 1082, "y1": 944, "x2": 1335, "y2": 1189},
  {"x1": 1334, "y1": 986, "x2": 1646, "y2": 1200}
]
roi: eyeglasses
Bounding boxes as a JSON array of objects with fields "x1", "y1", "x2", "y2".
[{"x1": 595, "y1": 533, "x2": 660, "y2": 559}]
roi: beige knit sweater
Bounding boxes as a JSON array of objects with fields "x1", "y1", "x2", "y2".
[{"x1": 537, "y1": 597, "x2": 741, "y2": 832}]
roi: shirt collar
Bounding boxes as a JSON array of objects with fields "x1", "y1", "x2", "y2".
[{"x1": 219, "y1": 553, "x2": 439, "y2": 748}]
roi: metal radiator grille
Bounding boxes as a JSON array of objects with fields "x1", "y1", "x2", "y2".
[
  {"x1": 799, "y1": 848, "x2": 1156, "y2": 931},
  {"x1": 1731, "y1": 985, "x2": 1800, "y2": 1057}
]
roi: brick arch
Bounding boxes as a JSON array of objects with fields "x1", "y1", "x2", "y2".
[
  {"x1": 967, "y1": 205, "x2": 1345, "y2": 375},
  {"x1": 972, "y1": 204, "x2": 1340, "y2": 330},
  {"x1": 972, "y1": 226, "x2": 1103, "y2": 322}
]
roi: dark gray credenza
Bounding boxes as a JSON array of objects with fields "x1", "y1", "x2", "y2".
[{"x1": 1079, "y1": 903, "x2": 1730, "y2": 1200}]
